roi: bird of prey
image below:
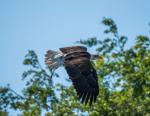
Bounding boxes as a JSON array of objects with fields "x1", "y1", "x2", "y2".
[{"x1": 45, "y1": 46, "x2": 99, "y2": 105}]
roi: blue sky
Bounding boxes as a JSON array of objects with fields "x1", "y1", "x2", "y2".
[{"x1": 0, "y1": 0, "x2": 150, "y2": 103}]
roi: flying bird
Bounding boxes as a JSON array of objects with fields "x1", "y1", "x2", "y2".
[{"x1": 45, "y1": 46, "x2": 99, "y2": 105}]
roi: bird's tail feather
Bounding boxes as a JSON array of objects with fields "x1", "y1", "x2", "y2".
[{"x1": 45, "y1": 50, "x2": 63, "y2": 70}]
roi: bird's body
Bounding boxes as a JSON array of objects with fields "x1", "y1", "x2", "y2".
[{"x1": 45, "y1": 46, "x2": 99, "y2": 105}]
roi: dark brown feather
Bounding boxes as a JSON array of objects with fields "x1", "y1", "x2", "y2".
[
  {"x1": 59, "y1": 46, "x2": 99, "y2": 105},
  {"x1": 59, "y1": 46, "x2": 87, "y2": 54}
]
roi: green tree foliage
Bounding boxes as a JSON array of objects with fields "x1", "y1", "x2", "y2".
[{"x1": 0, "y1": 18, "x2": 150, "y2": 116}]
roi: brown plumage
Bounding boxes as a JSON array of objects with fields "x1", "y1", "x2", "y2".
[{"x1": 59, "y1": 46, "x2": 99, "y2": 105}]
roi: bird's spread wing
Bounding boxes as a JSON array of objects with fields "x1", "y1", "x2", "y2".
[
  {"x1": 59, "y1": 46, "x2": 99, "y2": 105},
  {"x1": 64, "y1": 58, "x2": 99, "y2": 105}
]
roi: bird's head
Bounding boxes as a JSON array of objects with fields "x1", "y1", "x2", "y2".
[{"x1": 91, "y1": 54, "x2": 103, "y2": 60}]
